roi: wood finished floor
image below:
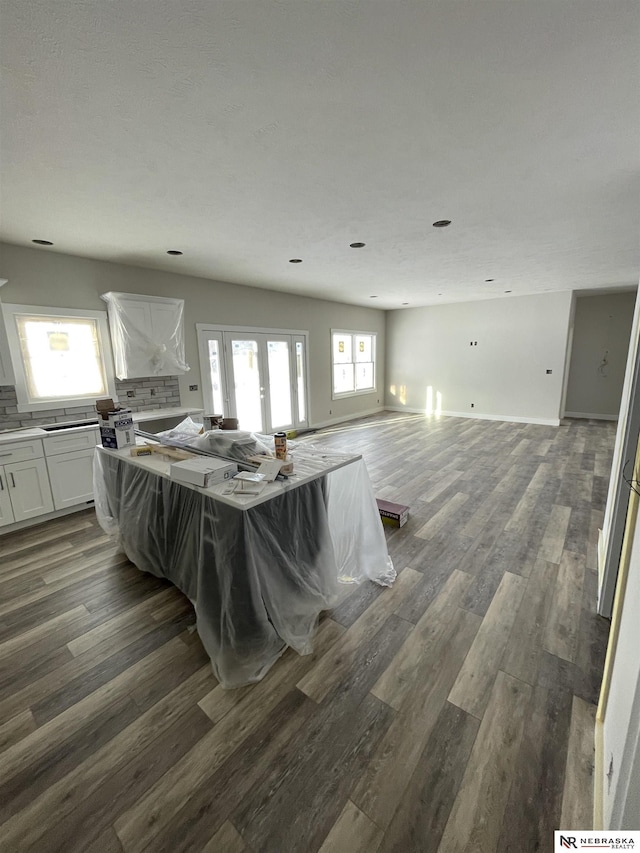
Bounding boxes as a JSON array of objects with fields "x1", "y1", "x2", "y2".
[{"x1": 0, "y1": 413, "x2": 613, "y2": 852}]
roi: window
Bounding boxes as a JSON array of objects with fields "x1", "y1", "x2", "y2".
[
  {"x1": 3, "y1": 304, "x2": 117, "y2": 412},
  {"x1": 331, "y1": 330, "x2": 377, "y2": 398}
]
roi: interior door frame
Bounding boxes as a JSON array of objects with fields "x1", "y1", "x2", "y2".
[
  {"x1": 196, "y1": 324, "x2": 310, "y2": 432},
  {"x1": 598, "y1": 292, "x2": 640, "y2": 616}
]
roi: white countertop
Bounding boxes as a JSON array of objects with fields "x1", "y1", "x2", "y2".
[
  {"x1": 0, "y1": 407, "x2": 203, "y2": 444},
  {"x1": 97, "y1": 440, "x2": 361, "y2": 510}
]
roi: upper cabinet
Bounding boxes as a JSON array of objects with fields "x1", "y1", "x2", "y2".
[
  {"x1": 101, "y1": 292, "x2": 190, "y2": 380},
  {"x1": 0, "y1": 293, "x2": 15, "y2": 387}
]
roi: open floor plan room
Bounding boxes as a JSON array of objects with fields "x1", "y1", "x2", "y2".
[{"x1": 0, "y1": 413, "x2": 612, "y2": 853}]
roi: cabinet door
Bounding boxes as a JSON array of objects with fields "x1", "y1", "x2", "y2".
[
  {"x1": 149, "y1": 303, "x2": 182, "y2": 376},
  {"x1": 5, "y1": 458, "x2": 54, "y2": 521},
  {"x1": 0, "y1": 469, "x2": 15, "y2": 527},
  {"x1": 109, "y1": 300, "x2": 153, "y2": 379},
  {"x1": 46, "y1": 447, "x2": 96, "y2": 510}
]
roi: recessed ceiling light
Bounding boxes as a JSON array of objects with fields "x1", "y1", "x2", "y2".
[
  {"x1": 350, "y1": 242, "x2": 366, "y2": 248},
  {"x1": 402, "y1": 302, "x2": 409, "y2": 306},
  {"x1": 505, "y1": 290, "x2": 512, "y2": 293},
  {"x1": 32, "y1": 239, "x2": 53, "y2": 245},
  {"x1": 167, "y1": 250, "x2": 183, "y2": 256},
  {"x1": 369, "y1": 295, "x2": 378, "y2": 298},
  {"x1": 432, "y1": 220, "x2": 451, "y2": 228},
  {"x1": 289, "y1": 258, "x2": 303, "y2": 263},
  {"x1": 485, "y1": 279, "x2": 494, "y2": 282}
]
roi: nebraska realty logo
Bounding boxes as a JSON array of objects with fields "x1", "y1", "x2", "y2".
[{"x1": 554, "y1": 831, "x2": 640, "y2": 850}]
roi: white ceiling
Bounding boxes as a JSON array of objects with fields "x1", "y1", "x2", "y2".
[{"x1": 1, "y1": 1, "x2": 639, "y2": 309}]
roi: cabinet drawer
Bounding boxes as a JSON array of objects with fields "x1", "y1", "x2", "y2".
[
  {"x1": 0, "y1": 438, "x2": 44, "y2": 465},
  {"x1": 44, "y1": 429, "x2": 99, "y2": 457}
]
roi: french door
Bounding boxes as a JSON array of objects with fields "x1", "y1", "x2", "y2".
[{"x1": 197, "y1": 326, "x2": 308, "y2": 434}]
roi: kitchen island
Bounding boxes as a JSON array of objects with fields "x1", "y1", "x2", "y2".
[{"x1": 94, "y1": 440, "x2": 394, "y2": 687}]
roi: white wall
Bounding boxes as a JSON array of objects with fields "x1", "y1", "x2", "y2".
[
  {"x1": 0, "y1": 242, "x2": 385, "y2": 427},
  {"x1": 565, "y1": 291, "x2": 636, "y2": 419},
  {"x1": 385, "y1": 291, "x2": 573, "y2": 424}
]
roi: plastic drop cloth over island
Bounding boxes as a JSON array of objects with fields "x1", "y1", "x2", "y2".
[{"x1": 93, "y1": 432, "x2": 395, "y2": 687}]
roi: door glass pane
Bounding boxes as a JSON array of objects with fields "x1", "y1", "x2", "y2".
[
  {"x1": 333, "y1": 363, "x2": 354, "y2": 395},
  {"x1": 296, "y1": 341, "x2": 306, "y2": 423},
  {"x1": 267, "y1": 340, "x2": 292, "y2": 429},
  {"x1": 207, "y1": 339, "x2": 224, "y2": 414},
  {"x1": 231, "y1": 339, "x2": 262, "y2": 432},
  {"x1": 355, "y1": 362, "x2": 374, "y2": 390},
  {"x1": 332, "y1": 333, "x2": 352, "y2": 364}
]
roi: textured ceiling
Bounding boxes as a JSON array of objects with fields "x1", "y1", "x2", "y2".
[{"x1": 1, "y1": 0, "x2": 639, "y2": 309}]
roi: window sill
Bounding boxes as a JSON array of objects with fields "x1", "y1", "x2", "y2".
[
  {"x1": 16, "y1": 395, "x2": 118, "y2": 414},
  {"x1": 332, "y1": 387, "x2": 377, "y2": 401}
]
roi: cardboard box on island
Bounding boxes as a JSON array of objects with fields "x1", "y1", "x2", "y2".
[
  {"x1": 170, "y1": 457, "x2": 238, "y2": 488},
  {"x1": 96, "y1": 398, "x2": 135, "y2": 449},
  {"x1": 376, "y1": 498, "x2": 410, "y2": 528}
]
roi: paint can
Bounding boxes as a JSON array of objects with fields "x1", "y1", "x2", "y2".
[
  {"x1": 274, "y1": 432, "x2": 287, "y2": 460},
  {"x1": 203, "y1": 414, "x2": 223, "y2": 431}
]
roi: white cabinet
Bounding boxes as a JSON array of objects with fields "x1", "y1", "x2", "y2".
[
  {"x1": 0, "y1": 458, "x2": 54, "y2": 525},
  {"x1": 0, "y1": 471, "x2": 14, "y2": 525},
  {"x1": 101, "y1": 292, "x2": 189, "y2": 380},
  {"x1": 46, "y1": 447, "x2": 96, "y2": 510},
  {"x1": 0, "y1": 437, "x2": 55, "y2": 528},
  {"x1": 43, "y1": 428, "x2": 99, "y2": 458},
  {"x1": 44, "y1": 428, "x2": 99, "y2": 511},
  {"x1": 0, "y1": 301, "x2": 14, "y2": 386}
]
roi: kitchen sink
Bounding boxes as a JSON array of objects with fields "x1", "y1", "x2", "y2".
[{"x1": 42, "y1": 420, "x2": 99, "y2": 431}]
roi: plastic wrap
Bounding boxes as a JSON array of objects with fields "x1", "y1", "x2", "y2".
[
  {"x1": 93, "y1": 443, "x2": 395, "y2": 687},
  {"x1": 191, "y1": 429, "x2": 272, "y2": 461},
  {"x1": 101, "y1": 291, "x2": 189, "y2": 379}
]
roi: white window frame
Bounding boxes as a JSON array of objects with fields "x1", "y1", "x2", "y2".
[
  {"x1": 2, "y1": 303, "x2": 118, "y2": 413},
  {"x1": 331, "y1": 329, "x2": 377, "y2": 400}
]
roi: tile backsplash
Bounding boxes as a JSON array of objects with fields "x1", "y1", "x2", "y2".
[{"x1": 0, "y1": 376, "x2": 181, "y2": 431}]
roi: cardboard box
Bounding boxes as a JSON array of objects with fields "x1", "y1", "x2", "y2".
[
  {"x1": 96, "y1": 398, "x2": 135, "y2": 450},
  {"x1": 170, "y1": 457, "x2": 237, "y2": 488},
  {"x1": 376, "y1": 498, "x2": 410, "y2": 528}
]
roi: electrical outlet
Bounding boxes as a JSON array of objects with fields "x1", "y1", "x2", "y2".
[
  {"x1": 329, "y1": 409, "x2": 332, "y2": 415},
  {"x1": 471, "y1": 403, "x2": 475, "y2": 408},
  {"x1": 126, "y1": 390, "x2": 135, "y2": 398},
  {"x1": 546, "y1": 369, "x2": 552, "y2": 374},
  {"x1": 474, "y1": 341, "x2": 478, "y2": 346},
  {"x1": 150, "y1": 388, "x2": 156, "y2": 396},
  {"x1": 189, "y1": 384, "x2": 198, "y2": 391}
]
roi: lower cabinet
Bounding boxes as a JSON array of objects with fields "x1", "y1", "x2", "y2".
[
  {"x1": 46, "y1": 447, "x2": 96, "y2": 511},
  {"x1": 0, "y1": 458, "x2": 55, "y2": 527},
  {"x1": 0, "y1": 471, "x2": 14, "y2": 526}
]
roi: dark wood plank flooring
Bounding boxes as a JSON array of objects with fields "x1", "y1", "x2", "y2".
[{"x1": 0, "y1": 413, "x2": 613, "y2": 852}]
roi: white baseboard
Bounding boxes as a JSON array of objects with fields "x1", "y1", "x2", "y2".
[
  {"x1": 0, "y1": 500, "x2": 95, "y2": 536},
  {"x1": 309, "y1": 406, "x2": 386, "y2": 431},
  {"x1": 594, "y1": 717, "x2": 604, "y2": 830},
  {"x1": 564, "y1": 411, "x2": 619, "y2": 421},
  {"x1": 385, "y1": 405, "x2": 560, "y2": 427}
]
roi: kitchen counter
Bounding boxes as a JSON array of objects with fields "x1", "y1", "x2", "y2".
[{"x1": 0, "y1": 407, "x2": 203, "y2": 444}]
